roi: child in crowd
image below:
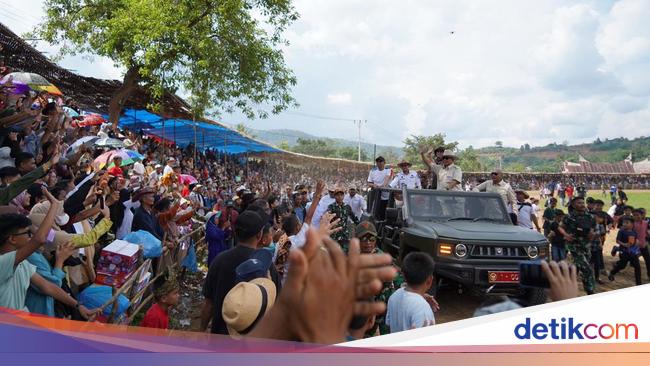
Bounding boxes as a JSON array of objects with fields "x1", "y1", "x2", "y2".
[
  {"x1": 140, "y1": 271, "x2": 180, "y2": 329},
  {"x1": 547, "y1": 209, "x2": 566, "y2": 261},
  {"x1": 609, "y1": 217, "x2": 642, "y2": 285},
  {"x1": 632, "y1": 209, "x2": 649, "y2": 280},
  {"x1": 590, "y1": 212, "x2": 606, "y2": 284},
  {"x1": 386, "y1": 252, "x2": 437, "y2": 333}
]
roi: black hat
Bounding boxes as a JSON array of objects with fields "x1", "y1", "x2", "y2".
[
  {"x1": 375, "y1": 156, "x2": 385, "y2": 163},
  {"x1": 235, "y1": 211, "x2": 266, "y2": 241}
]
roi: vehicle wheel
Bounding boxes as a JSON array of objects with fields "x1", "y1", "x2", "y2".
[{"x1": 524, "y1": 288, "x2": 547, "y2": 306}]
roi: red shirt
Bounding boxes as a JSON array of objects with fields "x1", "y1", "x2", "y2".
[
  {"x1": 108, "y1": 166, "x2": 123, "y2": 177},
  {"x1": 566, "y1": 186, "x2": 574, "y2": 197},
  {"x1": 140, "y1": 303, "x2": 169, "y2": 329},
  {"x1": 634, "y1": 220, "x2": 648, "y2": 248}
]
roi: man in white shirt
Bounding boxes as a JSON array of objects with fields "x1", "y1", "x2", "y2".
[
  {"x1": 344, "y1": 187, "x2": 367, "y2": 220},
  {"x1": 424, "y1": 150, "x2": 462, "y2": 191},
  {"x1": 515, "y1": 190, "x2": 541, "y2": 232},
  {"x1": 473, "y1": 169, "x2": 517, "y2": 214},
  {"x1": 148, "y1": 164, "x2": 163, "y2": 186},
  {"x1": 311, "y1": 185, "x2": 336, "y2": 229},
  {"x1": 389, "y1": 160, "x2": 421, "y2": 189},
  {"x1": 367, "y1": 156, "x2": 393, "y2": 220},
  {"x1": 163, "y1": 157, "x2": 175, "y2": 176}
]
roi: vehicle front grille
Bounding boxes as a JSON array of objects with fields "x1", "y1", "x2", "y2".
[{"x1": 469, "y1": 245, "x2": 529, "y2": 259}]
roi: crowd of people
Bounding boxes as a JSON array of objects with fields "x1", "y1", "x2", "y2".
[{"x1": 2, "y1": 60, "x2": 643, "y2": 343}]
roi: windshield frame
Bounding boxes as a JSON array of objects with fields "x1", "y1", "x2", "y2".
[{"x1": 403, "y1": 189, "x2": 511, "y2": 224}]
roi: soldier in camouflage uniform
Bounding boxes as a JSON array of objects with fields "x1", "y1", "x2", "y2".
[
  {"x1": 560, "y1": 196, "x2": 596, "y2": 295},
  {"x1": 355, "y1": 221, "x2": 405, "y2": 336},
  {"x1": 328, "y1": 185, "x2": 359, "y2": 252}
]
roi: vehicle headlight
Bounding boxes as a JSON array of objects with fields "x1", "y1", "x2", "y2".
[
  {"x1": 438, "y1": 243, "x2": 453, "y2": 256},
  {"x1": 454, "y1": 243, "x2": 468, "y2": 258},
  {"x1": 526, "y1": 246, "x2": 539, "y2": 259}
]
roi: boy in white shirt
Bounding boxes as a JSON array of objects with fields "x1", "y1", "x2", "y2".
[{"x1": 386, "y1": 252, "x2": 438, "y2": 333}]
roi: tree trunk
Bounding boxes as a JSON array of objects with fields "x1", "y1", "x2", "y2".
[{"x1": 109, "y1": 66, "x2": 140, "y2": 130}]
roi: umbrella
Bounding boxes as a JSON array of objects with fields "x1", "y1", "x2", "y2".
[
  {"x1": 94, "y1": 150, "x2": 134, "y2": 169},
  {"x1": 75, "y1": 114, "x2": 106, "y2": 127},
  {"x1": 65, "y1": 136, "x2": 99, "y2": 156},
  {"x1": 94, "y1": 137, "x2": 125, "y2": 148},
  {"x1": 63, "y1": 106, "x2": 80, "y2": 118},
  {"x1": 179, "y1": 174, "x2": 198, "y2": 185},
  {"x1": 0, "y1": 72, "x2": 63, "y2": 96},
  {"x1": 0, "y1": 79, "x2": 31, "y2": 95},
  {"x1": 122, "y1": 149, "x2": 144, "y2": 160}
]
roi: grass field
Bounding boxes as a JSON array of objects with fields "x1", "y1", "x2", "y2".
[{"x1": 585, "y1": 190, "x2": 650, "y2": 211}]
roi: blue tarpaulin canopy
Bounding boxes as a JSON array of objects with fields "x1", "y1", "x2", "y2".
[{"x1": 112, "y1": 109, "x2": 279, "y2": 154}]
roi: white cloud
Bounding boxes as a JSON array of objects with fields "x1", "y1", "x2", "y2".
[
  {"x1": 4, "y1": 0, "x2": 650, "y2": 149},
  {"x1": 327, "y1": 92, "x2": 352, "y2": 105}
]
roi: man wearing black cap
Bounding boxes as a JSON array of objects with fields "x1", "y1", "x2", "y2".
[
  {"x1": 200, "y1": 210, "x2": 281, "y2": 334},
  {"x1": 421, "y1": 147, "x2": 445, "y2": 189},
  {"x1": 367, "y1": 156, "x2": 392, "y2": 220}
]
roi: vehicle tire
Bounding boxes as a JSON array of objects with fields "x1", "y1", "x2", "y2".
[{"x1": 524, "y1": 288, "x2": 547, "y2": 306}]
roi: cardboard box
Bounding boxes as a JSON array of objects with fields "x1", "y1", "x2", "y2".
[
  {"x1": 94, "y1": 271, "x2": 133, "y2": 288},
  {"x1": 97, "y1": 240, "x2": 140, "y2": 275},
  {"x1": 131, "y1": 271, "x2": 152, "y2": 306}
]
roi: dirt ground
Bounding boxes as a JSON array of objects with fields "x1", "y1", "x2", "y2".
[{"x1": 170, "y1": 190, "x2": 649, "y2": 331}]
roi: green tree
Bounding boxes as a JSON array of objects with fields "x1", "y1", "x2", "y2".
[
  {"x1": 495, "y1": 141, "x2": 503, "y2": 148},
  {"x1": 402, "y1": 134, "x2": 458, "y2": 169},
  {"x1": 36, "y1": 0, "x2": 298, "y2": 128},
  {"x1": 336, "y1": 146, "x2": 369, "y2": 161},
  {"x1": 277, "y1": 140, "x2": 290, "y2": 151},
  {"x1": 457, "y1": 146, "x2": 483, "y2": 172},
  {"x1": 235, "y1": 123, "x2": 256, "y2": 138},
  {"x1": 292, "y1": 138, "x2": 337, "y2": 157}
]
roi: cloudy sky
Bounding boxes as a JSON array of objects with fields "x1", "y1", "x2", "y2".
[{"x1": 2, "y1": 0, "x2": 650, "y2": 148}]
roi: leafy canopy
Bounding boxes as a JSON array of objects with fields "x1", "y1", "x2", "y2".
[{"x1": 36, "y1": 0, "x2": 299, "y2": 117}]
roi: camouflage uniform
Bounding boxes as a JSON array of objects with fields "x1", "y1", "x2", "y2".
[
  {"x1": 366, "y1": 247, "x2": 405, "y2": 336},
  {"x1": 328, "y1": 201, "x2": 359, "y2": 251},
  {"x1": 562, "y1": 211, "x2": 596, "y2": 294}
]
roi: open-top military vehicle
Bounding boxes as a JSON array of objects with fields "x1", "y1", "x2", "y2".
[{"x1": 364, "y1": 187, "x2": 550, "y2": 305}]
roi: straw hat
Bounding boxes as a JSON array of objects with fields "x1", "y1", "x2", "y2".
[
  {"x1": 222, "y1": 278, "x2": 277, "y2": 337},
  {"x1": 397, "y1": 160, "x2": 412, "y2": 167}
]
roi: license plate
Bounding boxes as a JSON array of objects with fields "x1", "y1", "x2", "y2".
[{"x1": 488, "y1": 271, "x2": 519, "y2": 283}]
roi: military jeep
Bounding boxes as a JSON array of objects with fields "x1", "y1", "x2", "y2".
[{"x1": 364, "y1": 187, "x2": 550, "y2": 305}]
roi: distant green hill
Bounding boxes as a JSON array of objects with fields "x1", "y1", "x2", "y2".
[
  {"x1": 475, "y1": 136, "x2": 650, "y2": 172},
  {"x1": 250, "y1": 128, "x2": 403, "y2": 161}
]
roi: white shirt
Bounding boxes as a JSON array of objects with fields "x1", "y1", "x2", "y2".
[
  {"x1": 517, "y1": 202, "x2": 534, "y2": 229},
  {"x1": 311, "y1": 195, "x2": 336, "y2": 229},
  {"x1": 389, "y1": 171, "x2": 422, "y2": 189},
  {"x1": 430, "y1": 163, "x2": 462, "y2": 191},
  {"x1": 344, "y1": 194, "x2": 367, "y2": 219},
  {"x1": 116, "y1": 200, "x2": 140, "y2": 239},
  {"x1": 368, "y1": 167, "x2": 393, "y2": 200},
  {"x1": 386, "y1": 287, "x2": 435, "y2": 333},
  {"x1": 163, "y1": 164, "x2": 174, "y2": 176}
]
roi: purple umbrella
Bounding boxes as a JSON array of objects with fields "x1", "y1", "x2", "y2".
[{"x1": 0, "y1": 79, "x2": 31, "y2": 95}]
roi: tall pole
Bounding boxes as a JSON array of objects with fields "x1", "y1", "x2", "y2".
[{"x1": 193, "y1": 116, "x2": 197, "y2": 169}]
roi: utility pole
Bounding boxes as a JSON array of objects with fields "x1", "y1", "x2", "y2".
[{"x1": 354, "y1": 119, "x2": 367, "y2": 162}]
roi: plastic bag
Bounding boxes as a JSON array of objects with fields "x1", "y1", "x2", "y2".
[
  {"x1": 181, "y1": 243, "x2": 198, "y2": 273},
  {"x1": 78, "y1": 285, "x2": 130, "y2": 318},
  {"x1": 124, "y1": 230, "x2": 162, "y2": 258}
]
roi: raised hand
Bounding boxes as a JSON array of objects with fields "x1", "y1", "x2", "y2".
[
  {"x1": 42, "y1": 186, "x2": 63, "y2": 207},
  {"x1": 541, "y1": 260, "x2": 578, "y2": 302}
]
